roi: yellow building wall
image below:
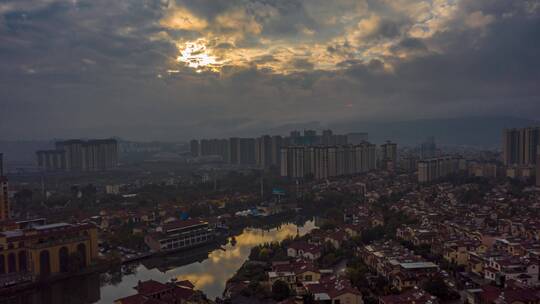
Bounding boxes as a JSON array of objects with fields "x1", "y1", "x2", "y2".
[
  {"x1": 297, "y1": 271, "x2": 321, "y2": 282},
  {"x1": 335, "y1": 293, "x2": 363, "y2": 304},
  {"x1": 30, "y1": 240, "x2": 93, "y2": 276},
  {"x1": 0, "y1": 227, "x2": 98, "y2": 277}
]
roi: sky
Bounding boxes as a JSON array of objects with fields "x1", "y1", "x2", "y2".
[{"x1": 0, "y1": 0, "x2": 539, "y2": 140}]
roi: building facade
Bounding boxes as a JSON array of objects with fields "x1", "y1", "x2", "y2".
[
  {"x1": 0, "y1": 222, "x2": 98, "y2": 278},
  {"x1": 227, "y1": 137, "x2": 239, "y2": 164},
  {"x1": 418, "y1": 156, "x2": 461, "y2": 183},
  {"x1": 36, "y1": 150, "x2": 66, "y2": 171},
  {"x1": 280, "y1": 143, "x2": 377, "y2": 180},
  {"x1": 199, "y1": 139, "x2": 229, "y2": 161},
  {"x1": 193, "y1": 130, "x2": 364, "y2": 168},
  {"x1": 270, "y1": 135, "x2": 283, "y2": 167},
  {"x1": 37, "y1": 139, "x2": 118, "y2": 172},
  {"x1": 503, "y1": 127, "x2": 540, "y2": 166},
  {"x1": 144, "y1": 219, "x2": 215, "y2": 252},
  {"x1": 255, "y1": 135, "x2": 273, "y2": 169},
  {"x1": 380, "y1": 141, "x2": 398, "y2": 169}
]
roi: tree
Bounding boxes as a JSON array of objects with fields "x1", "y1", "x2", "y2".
[
  {"x1": 321, "y1": 252, "x2": 337, "y2": 267},
  {"x1": 258, "y1": 248, "x2": 272, "y2": 261},
  {"x1": 272, "y1": 280, "x2": 291, "y2": 301},
  {"x1": 303, "y1": 292, "x2": 316, "y2": 304},
  {"x1": 361, "y1": 226, "x2": 385, "y2": 244},
  {"x1": 347, "y1": 267, "x2": 369, "y2": 289},
  {"x1": 423, "y1": 277, "x2": 450, "y2": 300},
  {"x1": 249, "y1": 246, "x2": 261, "y2": 261},
  {"x1": 325, "y1": 208, "x2": 343, "y2": 222}
]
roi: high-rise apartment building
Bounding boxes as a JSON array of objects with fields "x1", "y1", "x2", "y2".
[
  {"x1": 400, "y1": 156, "x2": 418, "y2": 172},
  {"x1": 418, "y1": 156, "x2": 460, "y2": 183},
  {"x1": 255, "y1": 135, "x2": 273, "y2": 168},
  {"x1": 503, "y1": 127, "x2": 540, "y2": 166},
  {"x1": 227, "y1": 137, "x2": 239, "y2": 164},
  {"x1": 238, "y1": 138, "x2": 256, "y2": 165},
  {"x1": 280, "y1": 146, "x2": 305, "y2": 179},
  {"x1": 56, "y1": 139, "x2": 84, "y2": 171},
  {"x1": 380, "y1": 141, "x2": 398, "y2": 168},
  {"x1": 280, "y1": 143, "x2": 377, "y2": 180},
  {"x1": 270, "y1": 136, "x2": 283, "y2": 167},
  {"x1": 199, "y1": 139, "x2": 229, "y2": 161},
  {"x1": 194, "y1": 130, "x2": 363, "y2": 168},
  {"x1": 0, "y1": 153, "x2": 9, "y2": 220},
  {"x1": 37, "y1": 139, "x2": 118, "y2": 172},
  {"x1": 36, "y1": 150, "x2": 66, "y2": 171},
  {"x1": 80, "y1": 139, "x2": 119, "y2": 172},
  {"x1": 195, "y1": 136, "x2": 265, "y2": 166}
]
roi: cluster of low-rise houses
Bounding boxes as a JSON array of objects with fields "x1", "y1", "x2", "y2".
[
  {"x1": 223, "y1": 169, "x2": 540, "y2": 304},
  {"x1": 360, "y1": 241, "x2": 440, "y2": 291},
  {"x1": 267, "y1": 258, "x2": 363, "y2": 304},
  {"x1": 387, "y1": 180, "x2": 540, "y2": 304},
  {"x1": 225, "y1": 227, "x2": 366, "y2": 304}
]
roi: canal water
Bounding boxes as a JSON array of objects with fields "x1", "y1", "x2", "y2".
[{"x1": 3, "y1": 219, "x2": 315, "y2": 304}]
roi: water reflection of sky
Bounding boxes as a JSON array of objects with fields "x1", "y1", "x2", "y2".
[{"x1": 97, "y1": 220, "x2": 315, "y2": 303}]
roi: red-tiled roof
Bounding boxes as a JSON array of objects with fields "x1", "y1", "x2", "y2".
[
  {"x1": 480, "y1": 285, "x2": 502, "y2": 304},
  {"x1": 136, "y1": 280, "x2": 172, "y2": 296},
  {"x1": 176, "y1": 280, "x2": 195, "y2": 289},
  {"x1": 1, "y1": 222, "x2": 95, "y2": 242},
  {"x1": 174, "y1": 286, "x2": 195, "y2": 300},
  {"x1": 162, "y1": 219, "x2": 206, "y2": 232},
  {"x1": 115, "y1": 294, "x2": 162, "y2": 304},
  {"x1": 380, "y1": 287, "x2": 437, "y2": 304},
  {"x1": 499, "y1": 288, "x2": 540, "y2": 304}
]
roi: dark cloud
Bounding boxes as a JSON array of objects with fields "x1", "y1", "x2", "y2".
[
  {"x1": 290, "y1": 58, "x2": 314, "y2": 71},
  {"x1": 0, "y1": 0, "x2": 538, "y2": 140}
]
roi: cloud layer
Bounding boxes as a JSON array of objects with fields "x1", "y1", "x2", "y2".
[{"x1": 0, "y1": 0, "x2": 539, "y2": 140}]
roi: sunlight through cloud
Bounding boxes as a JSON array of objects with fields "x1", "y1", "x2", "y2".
[{"x1": 176, "y1": 39, "x2": 224, "y2": 72}]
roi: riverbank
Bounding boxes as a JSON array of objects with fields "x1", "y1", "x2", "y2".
[{"x1": 0, "y1": 219, "x2": 316, "y2": 303}]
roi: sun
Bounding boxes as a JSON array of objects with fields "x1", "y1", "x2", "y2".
[{"x1": 176, "y1": 39, "x2": 223, "y2": 73}]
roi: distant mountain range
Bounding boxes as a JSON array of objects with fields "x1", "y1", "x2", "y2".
[
  {"x1": 329, "y1": 116, "x2": 540, "y2": 147},
  {"x1": 264, "y1": 116, "x2": 539, "y2": 148}
]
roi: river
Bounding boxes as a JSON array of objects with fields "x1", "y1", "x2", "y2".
[{"x1": 2, "y1": 219, "x2": 315, "y2": 304}]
